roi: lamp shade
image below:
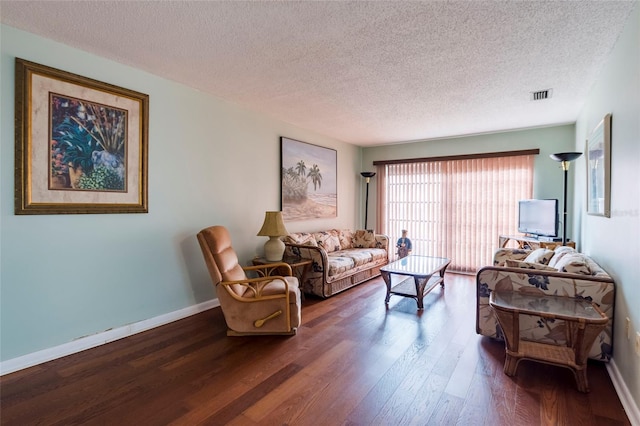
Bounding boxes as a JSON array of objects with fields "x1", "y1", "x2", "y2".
[
  {"x1": 257, "y1": 211, "x2": 288, "y2": 237},
  {"x1": 360, "y1": 172, "x2": 376, "y2": 178},
  {"x1": 550, "y1": 152, "x2": 582, "y2": 162}
]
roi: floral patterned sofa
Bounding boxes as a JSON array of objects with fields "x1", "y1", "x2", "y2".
[
  {"x1": 284, "y1": 229, "x2": 389, "y2": 298},
  {"x1": 476, "y1": 246, "x2": 615, "y2": 361}
]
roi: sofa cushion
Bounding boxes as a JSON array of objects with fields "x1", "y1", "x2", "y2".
[
  {"x1": 285, "y1": 232, "x2": 318, "y2": 247},
  {"x1": 505, "y1": 259, "x2": 557, "y2": 271},
  {"x1": 353, "y1": 230, "x2": 376, "y2": 248},
  {"x1": 333, "y1": 249, "x2": 372, "y2": 267},
  {"x1": 315, "y1": 231, "x2": 341, "y2": 253},
  {"x1": 553, "y1": 253, "x2": 592, "y2": 275},
  {"x1": 523, "y1": 248, "x2": 554, "y2": 265},
  {"x1": 548, "y1": 246, "x2": 577, "y2": 268},
  {"x1": 326, "y1": 254, "x2": 355, "y2": 276},
  {"x1": 337, "y1": 229, "x2": 355, "y2": 250},
  {"x1": 585, "y1": 257, "x2": 611, "y2": 279},
  {"x1": 360, "y1": 248, "x2": 388, "y2": 262}
]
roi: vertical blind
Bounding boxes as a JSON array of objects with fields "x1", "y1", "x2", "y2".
[{"x1": 376, "y1": 154, "x2": 534, "y2": 274}]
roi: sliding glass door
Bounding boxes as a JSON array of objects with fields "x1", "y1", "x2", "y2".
[{"x1": 377, "y1": 153, "x2": 534, "y2": 273}]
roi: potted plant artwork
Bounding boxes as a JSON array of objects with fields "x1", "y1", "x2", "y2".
[{"x1": 50, "y1": 95, "x2": 126, "y2": 192}]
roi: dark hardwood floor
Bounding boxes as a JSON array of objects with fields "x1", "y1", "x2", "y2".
[{"x1": 0, "y1": 274, "x2": 630, "y2": 425}]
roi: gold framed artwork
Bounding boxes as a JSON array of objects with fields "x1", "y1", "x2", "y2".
[
  {"x1": 586, "y1": 113, "x2": 611, "y2": 217},
  {"x1": 280, "y1": 137, "x2": 337, "y2": 221},
  {"x1": 14, "y1": 58, "x2": 149, "y2": 214}
]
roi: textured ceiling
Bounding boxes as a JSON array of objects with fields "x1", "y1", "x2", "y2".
[{"x1": 1, "y1": 1, "x2": 636, "y2": 146}]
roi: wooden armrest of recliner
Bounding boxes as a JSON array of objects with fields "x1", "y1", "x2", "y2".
[{"x1": 219, "y1": 275, "x2": 294, "y2": 301}]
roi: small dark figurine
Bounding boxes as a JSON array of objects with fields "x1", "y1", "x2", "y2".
[{"x1": 396, "y1": 229, "x2": 412, "y2": 258}]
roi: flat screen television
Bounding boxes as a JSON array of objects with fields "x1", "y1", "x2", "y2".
[{"x1": 518, "y1": 199, "x2": 559, "y2": 237}]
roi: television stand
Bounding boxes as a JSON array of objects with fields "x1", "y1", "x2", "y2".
[{"x1": 499, "y1": 235, "x2": 576, "y2": 250}]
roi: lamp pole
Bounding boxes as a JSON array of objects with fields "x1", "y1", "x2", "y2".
[
  {"x1": 550, "y1": 152, "x2": 582, "y2": 245},
  {"x1": 561, "y1": 161, "x2": 569, "y2": 245},
  {"x1": 360, "y1": 172, "x2": 376, "y2": 230}
]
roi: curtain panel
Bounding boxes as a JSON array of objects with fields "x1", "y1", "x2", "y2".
[{"x1": 377, "y1": 154, "x2": 534, "y2": 273}]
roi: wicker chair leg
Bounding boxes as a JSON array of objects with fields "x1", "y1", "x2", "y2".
[{"x1": 504, "y1": 353, "x2": 519, "y2": 376}]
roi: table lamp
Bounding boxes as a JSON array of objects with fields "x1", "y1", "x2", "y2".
[{"x1": 257, "y1": 211, "x2": 289, "y2": 261}]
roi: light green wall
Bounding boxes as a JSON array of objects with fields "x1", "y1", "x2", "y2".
[
  {"x1": 362, "y1": 124, "x2": 577, "y2": 234},
  {"x1": 0, "y1": 25, "x2": 360, "y2": 361},
  {"x1": 574, "y1": 4, "x2": 640, "y2": 407}
]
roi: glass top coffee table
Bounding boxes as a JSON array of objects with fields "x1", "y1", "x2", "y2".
[{"x1": 381, "y1": 255, "x2": 451, "y2": 310}]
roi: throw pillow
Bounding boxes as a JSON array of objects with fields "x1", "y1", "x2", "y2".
[
  {"x1": 337, "y1": 229, "x2": 355, "y2": 250},
  {"x1": 315, "y1": 231, "x2": 341, "y2": 253},
  {"x1": 553, "y1": 253, "x2": 592, "y2": 275},
  {"x1": 353, "y1": 229, "x2": 376, "y2": 248},
  {"x1": 523, "y1": 248, "x2": 555, "y2": 265},
  {"x1": 505, "y1": 259, "x2": 557, "y2": 271},
  {"x1": 548, "y1": 246, "x2": 577, "y2": 268},
  {"x1": 285, "y1": 232, "x2": 318, "y2": 247},
  {"x1": 493, "y1": 248, "x2": 529, "y2": 266}
]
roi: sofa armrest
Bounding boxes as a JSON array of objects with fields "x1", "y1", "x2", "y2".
[{"x1": 284, "y1": 242, "x2": 329, "y2": 280}]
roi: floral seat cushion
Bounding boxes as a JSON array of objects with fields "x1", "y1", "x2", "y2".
[
  {"x1": 332, "y1": 250, "x2": 372, "y2": 267},
  {"x1": 359, "y1": 248, "x2": 388, "y2": 261},
  {"x1": 326, "y1": 255, "x2": 355, "y2": 276}
]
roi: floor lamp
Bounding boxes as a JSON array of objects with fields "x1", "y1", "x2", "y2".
[
  {"x1": 360, "y1": 172, "x2": 376, "y2": 230},
  {"x1": 550, "y1": 152, "x2": 582, "y2": 245}
]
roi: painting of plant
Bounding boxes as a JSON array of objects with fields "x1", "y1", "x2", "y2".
[
  {"x1": 15, "y1": 58, "x2": 148, "y2": 215},
  {"x1": 50, "y1": 94, "x2": 127, "y2": 191},
  {"x1": 281, "y1": 137, "x2": 337, "y2": 221}
]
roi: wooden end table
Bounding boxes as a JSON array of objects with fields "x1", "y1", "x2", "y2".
[
  {"x1": 252, "y1": 256, "x2": 313, "y2": 299},
  {"x1": 489, "y1": 291, "x2": 608, "y2": 392}
]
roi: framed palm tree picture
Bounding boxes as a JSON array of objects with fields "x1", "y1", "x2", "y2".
[
  {"x1": 280, "y1": 137, "x2": 337, "y2": 221},
  {"x1": 14, "y1": 58, "x2": 149, "y2": 214}
]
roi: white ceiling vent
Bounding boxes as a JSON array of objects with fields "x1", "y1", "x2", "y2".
[{"x1": 531, "y1": 89, "x2": 553, "y2": 101}]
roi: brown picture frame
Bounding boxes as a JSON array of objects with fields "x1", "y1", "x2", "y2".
[
  {"x1": 586, "y1": 113, "x2": 611, "y2": 217},
  {"x1": 14, "y1": 58, "x2": 149, "y2": 214},
  {"x1": 280, "y1": 137, "x2": 337, "y2": 221}
]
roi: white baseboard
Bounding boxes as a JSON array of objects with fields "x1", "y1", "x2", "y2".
[
  {"x1": 0, "y1": 298, "x2": 220, "y2": 376},
  {"x1": 607, "y1": 359, "x2": 640, "y2": 426}
]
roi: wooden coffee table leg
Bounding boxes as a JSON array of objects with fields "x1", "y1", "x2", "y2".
[
  {"x1": 381, "y1": 270, "x2": 392, "y2": 305},
  {"x1": 440, "y1": 263, "x2": 450, "y2": 288},
  {"x1": 414, "y1": 276, "x2": 425, "y2": 310}
]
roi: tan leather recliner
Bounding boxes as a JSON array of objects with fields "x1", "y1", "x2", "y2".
[{"x1": 197, "y1": 225, "x2": 301, "y2": 336}]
